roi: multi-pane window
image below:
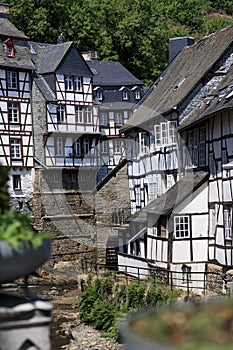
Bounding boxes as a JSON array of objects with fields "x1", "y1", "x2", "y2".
[
  {"x1": 74, "y1": 77, "x2": 82, "y2": 91},
  {"x1": 7, "y1": 71, "x2": 17, "y2": 89},
  {"x1": 100, "y1": 141, "x2": 109, "y2": 154},
  {"x1": 8, "y1": 102, "x2": 19, "y2": 123},
  {"x1": 65, "y1": 75, "x2": 82, "y2": 91},
  {"x1": 56, "y1": 137, "x2": 63, "y2": 156},
  {"x1": 122, "y1": 89, "x2": 129, "y2": 100},
  {"x1": 96, "y1": 89, "x2": 103, "y2": 101},
  {"x1": 75, "y1": 106, "x2": 83, "y2": 123},
  {"x1": 114, "y1": 139, "x2": 122, "y2": 154},
  {"x1": 155, "y1": 121, "x2": 177, "y2": 146},
  {"x1": 187, "y1": 126, "x2": 206, "y2": 167},
  {"x1": 99, "y1": 112, "x2": 108, "y2": 126},
  {"x1": 224, "y1": 206, "x2": 232, "y2": 239},
  {"x1": 174, "y1": 216, "x2": 190, "y2": 238},
  {"x1": 139, "y1": 132, "x2": 149, "y2": 153},
  {"x1": 12, "y1": 175, "x2": 21, "y2": 190},
  {"x1": 65, "y1": 75, "x2": 72, "y2": 90},
  {"x1": 115, "y1": 113, "x2": 123, "y2": 125},
  {"x1": 74, "y1": 139, "x2": 81, "y2": 156},
  {"x1": 134, "y1": 89, "x2": 141, "y2": 100},
  {"x1": 84, "y1": 107, "x2": 92, "y2": 124},
  {"x1": 57, "y1": 105, "x2": 65, "y2": 123},
  {"x1": 83, "y1": 138, "x2": 90, "y2": 155},
  {"x1": 10, "y1": 139, "x2": 21, "y2": 159}
]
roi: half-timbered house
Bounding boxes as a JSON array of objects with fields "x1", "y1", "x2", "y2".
[
  {"x1": 85, "y1": 57, "x2": 144, "y2": 181},
  {"x1": 118, "y1": 25, "x2": 233, "y2": 292},
  {"x1": 0, "y1": 4, "x2": 34, "y2": 213}
]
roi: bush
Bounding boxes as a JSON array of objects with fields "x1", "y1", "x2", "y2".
[{"x1": 77, "y1": 273, "x2": 182, "y2": 339}]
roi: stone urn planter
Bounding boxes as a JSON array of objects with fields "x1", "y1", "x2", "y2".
[
  {"x1": 0, "y1": 239, "x2": 51, "y2": 284},
  {"x1": 120, "y1": 297, "x2": 233, "y2": 350}
]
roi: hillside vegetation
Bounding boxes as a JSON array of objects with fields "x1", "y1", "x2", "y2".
[{"x1": 9, "y1": 0, "x2": 233, "y2": 86}]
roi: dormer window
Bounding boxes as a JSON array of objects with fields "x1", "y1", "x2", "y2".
[
  {"x1": 5, "y1": 39, "x2": 15, "y2": 58},
  {"x1": 122, "y1": 89, "x2": 129, "y2": 100},
  {"x1": 131, "y1": 86, "x2": 141, "y2": 100},
  {"x1": 94, "y1": 87, "x2": 103, "y2": 101}
]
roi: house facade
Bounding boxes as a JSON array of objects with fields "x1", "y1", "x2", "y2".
[{"x1": 118, "y1": 25, "x2": 233, "y2": 293}]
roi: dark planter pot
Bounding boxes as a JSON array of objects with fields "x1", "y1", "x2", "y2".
[
  {"x1": 119, "y1": 298, "x2": 233, "y2": 350},
  {"x1": 0, "y1": 239, "x2": 51, "y2": 283}
]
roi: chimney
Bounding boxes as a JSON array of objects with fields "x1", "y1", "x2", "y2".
[
  {"x1": 169, "y1": 36, "x2": 194, "y2": 63},
  {"x1": 0, "y1": 3, "x2": 10, "y2": 19},
  {"x1": 57, "y1": 33, "x2": 66, "y2": 44},
  {"x1": 82, "y1": 50, "x2": 98, "y2": 61}
]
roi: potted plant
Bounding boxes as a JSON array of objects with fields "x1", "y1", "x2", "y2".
[
  {"x1": 120, "y1": 297, "x2": 233, "y2": 350},
  {"x1": 0, "y1": 165, "x2": 52, "y2": 284}
]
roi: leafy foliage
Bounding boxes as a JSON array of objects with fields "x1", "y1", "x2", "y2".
[
  {"x1": 77, "y1": 273, "x2": 182, "y2": 339},
  {"x1": 0, "y1": 165, "x2": 52, "y2": 249},
  {"x1": 8, "y1": 0, "x2": 233, "y2": 86}
]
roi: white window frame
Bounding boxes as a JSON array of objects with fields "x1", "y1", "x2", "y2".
[
  {"x1": 84, "y1": 106, "x2": 92, "y2": 124},
  {"x1": 96, "y1": 89, "x2": 103, "y2": 101},
  {"x1": 99, "y1": 112, "x2": 108, "y2": 126},
  {"x1": 122, "y1": 89, "x2": 129, "y2": 100},
  {"x1": 83, "y1": 138, "x2": 90, "y2": 155},
  {"x1": 139, "y1": 132, "x2": 149, "y2": 153},
  {"x1": 65, "y1": 75, "x2": 72, "y2": 90},
  {"x1": 134, "y1": 89, "x2": 141, "y2": 100},
  {"x1": 114, "y1": 139, "x2": 121, "y2": 154},
  {"x1": 74, "y1": 139, "x2": 81, "y2": 156},
  {"x1": 199, "y1": 126, "x2": 206, "y2": 166},
  {"x1": 57, "y1": 105, "x2": 65, "y2": 123},
  {"x1": 8, "y1": 102, "x2": 19, "y2": 123},
  {"x1": 115, "y1": 113, "x2": 123, "y2": 126},
  {"x1": 75, "y1": 106, "x2": 83, "y2": 123},
  {"x1": 224, "y1": 206, "x2": 232, "y2": 239},
  {"x1": 7, "y1": 71, "x2": 17, "y2": 89},
  {"x1": 174, "y1": 216, "x2": 190, "y2": 239},
  {"x1": 100, "y1": 141, "x2": 108, "y2": 154},
  {"x1": 10, "y1": 138, "x2": 21, "y2": 159},
  {"x1": 56, "y1": 137, "x2": 63, "y2": 156},
  {"x1": 154, "y1": 121, "x2": 177, "y2": 146},
  {"x1": 74, "y1": 77, "x2": 82, "y2": 91},
  {"x1": 12, "y1": 174, "x2": 21, "y2": 190}
]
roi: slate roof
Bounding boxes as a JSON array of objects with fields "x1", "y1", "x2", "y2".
[
  {"x1": 0, "y1": 18, "x2": 29, "y2": 40},
  {"x1": 121, "y1": 25, "x2": 233, "y2": 133},
  {"x1": 179, "y1": 65, "x2": 233, "y2": 130},
  {"x1": 128, "y1": 171, "x2": 208, "y2": 223},
  {"x1": 30, "y1": 41, "x2": 73, "y2": 74},
  {"x1": 87, "y1": 60, "x2": 143, "y2": 86},
  {"x1": 0, "y1": 42, "x2": 33, "y2": 70}
]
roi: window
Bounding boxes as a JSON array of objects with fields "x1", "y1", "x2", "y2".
[
  {"x1": 84, "y1": 107, "x2": 92, "y2": 124},
  {"x1": 65, "y1": 75, "x2": 72, "y2": 90},
  {"x1": 209, "y1": 205, "x2": 216, "y2": 237},
  {"x1": 57, "y1": 105, "x2": 65, "y2": 123},
  {"x1": 122, "y1": 89, "x2": 129, "y2": 100},
  {"x1": 74, "y1": 139, "x2": 81, "y2": 156},
  {"x1": 139, "y1": 132, "x2": 149, "y2": 153},
  {"x1": 100, "y1": 141, "x2": 109, "y2": 154},
  {"x1": 74, "y1": 77, "x2": 82, "y2": 91},
  {"x1": 155, "y1": 121, "x2": 177, "y2": 146},
  {"x1": 174, "y1": 216, "x2": 190, "y2": 238},
  {"x1": 12, "y1": 175, "x2": 21, "y2": 190},
  {"x1": 65, "y1": 76, "x2": 82, "y2": 91},
  {"x1": 115, "y1": 113, "x2": 122, "y2": 125},
  {"x1": 56, "y1": 137, "x2": 63, "y2": 156},
  {"x1": 96, "y1": 89, "x2": 103, "y2": 101},
  {"x1": 83, "y1": 138, "x2": 90, "y2": 155},
  {"x1": 134, "y1": 89, "x2": 141, "y2": 100},
  {"x1": 75, "y1": 106, "x2": 83, "y2": 123},
  {"x1": 224, "y1": 206, "x2": 232, "y2": 239},
  {"x1": 5, "y1": 39, "x2": 15, "y2": 57},
  {"x1": 10, "y1": 139, "x2": 21, "y2": 159},
  {"x1": 7, "y1": 71, "x2": 17, "y2": 89},
  {"x1": 8, "y1": 102, "x2": 19, "y2": 123},
  {"x1": 114, "y1": 139, "x2": 121, "y2": 154},
  {"x1": 187, "y1": 126, "x2": 206, "y2": 167},
  {"x1": 99, "y1": 112, "x2": 108, "y2": 126}
]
